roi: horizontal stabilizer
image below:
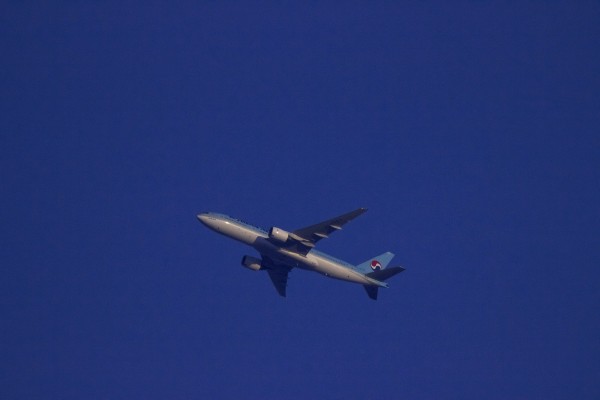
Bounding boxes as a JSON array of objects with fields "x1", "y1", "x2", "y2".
[
  {"x1": 363, "y1": 266, "x2": 405, "y2": 301},
  {"x1": 366, "y1": 266, "x2": 405, "y2": 282},
  {"x1": 364, "y1": 285, "x2": 379, "y2": 300}
]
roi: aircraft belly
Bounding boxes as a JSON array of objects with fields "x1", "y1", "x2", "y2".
[
  {"x1": 313, "y1": 258, "x2": 369, "y2": 285},
  {"x1": 251, "y1": 237, "x2": 369, "y2": 284},
  {"x1": 252, "y1": 237, "x2": 317, "y2": 269},
  {"x1": 221, "y1": 224, "x2": 257, "y2": 245}
]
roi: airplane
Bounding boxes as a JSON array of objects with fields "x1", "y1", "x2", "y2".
[{"x1": 196, "y1": 208, "x2": 405, "y2": 300}]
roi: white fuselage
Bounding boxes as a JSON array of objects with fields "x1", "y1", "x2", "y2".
[{"x1": 197, "y1": 213, "x2": 384, "y2": 287}]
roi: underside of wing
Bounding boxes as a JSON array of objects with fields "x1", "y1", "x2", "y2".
[
  {"x1": 288, "y1": 208, "x2": 367, "y2": 254},
  {"x1": 262, "y1": 256, "x2": 292, "y2": 297},
  {"x1": 267, "y1": 269, "x2": 290, "y2": 297}
]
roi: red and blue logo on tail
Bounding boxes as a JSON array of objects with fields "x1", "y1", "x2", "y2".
[
  {"x1": 370, "y1": 260, "x2": 382, "y2": 271},
  {"x1": 355, "y1": 252, "x2": 394, "y2": 274}
]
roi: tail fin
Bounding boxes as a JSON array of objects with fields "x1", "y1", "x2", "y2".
[
  {"x1": 355, "y1": 252, "x2": 395, "y2": 274},
  {"x1": 363, "y1": 266, "x2": 406, "y2": 300}
]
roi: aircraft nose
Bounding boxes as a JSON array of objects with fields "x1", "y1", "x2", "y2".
[{"x1": 196, "y1": 213, "x2": 209, "y2": 225}]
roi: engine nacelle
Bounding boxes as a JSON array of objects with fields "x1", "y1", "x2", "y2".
[
  {"x1": 268, "y1": 227, "x2": 289, "y2": 243},
  {"x1": 241, "y1": 255, "x2": 262, "y2": 271}
]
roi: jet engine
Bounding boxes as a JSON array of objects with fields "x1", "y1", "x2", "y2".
[
  {"x1": 241, "y1": 255, "x2": 262, "y2": 271},
  {"x1": 268, "y1": 227, "x2": 289, "y2": 243}
]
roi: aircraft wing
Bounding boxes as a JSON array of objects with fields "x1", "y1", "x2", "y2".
[
  {"x1": 262, "y1": 256, "x2": 292, "y2": 297},
  {"x1": 290, "y1": 207, "x2": 367, "y2": 252}
]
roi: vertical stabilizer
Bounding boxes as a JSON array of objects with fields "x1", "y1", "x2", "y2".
[{"x1": 355, "y1": 252, "x2": 394, "y2": 274}]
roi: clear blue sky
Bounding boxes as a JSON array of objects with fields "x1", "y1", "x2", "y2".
[{"x1": 2, "y1": 2, "x2": 599, "y2": 399}]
